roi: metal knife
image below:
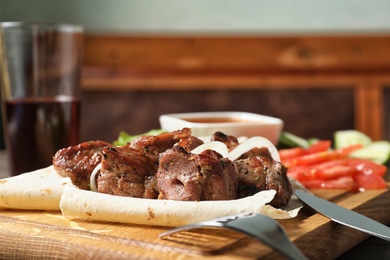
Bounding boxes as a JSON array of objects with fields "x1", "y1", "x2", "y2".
[{"x1": 294, "y1": 189, "x2": 390, "y2": 241}]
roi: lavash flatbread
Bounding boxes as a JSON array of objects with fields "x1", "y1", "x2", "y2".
[
  {"x1": 0, "y1": 166, "x2": 72, "y2": 210},
  {"x1": 60, "y1": 184, "x2": 300, "y2": 227},
  {"x1": 0, "y1": 167, "x2": 300, "y2": 226}
]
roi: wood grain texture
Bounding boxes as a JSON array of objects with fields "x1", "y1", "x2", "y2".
[
  {"x1": 80, "y1": 88, "x2": 355, "y2": 142},
  {"x1": 80, "y1": 34, "x2": 390, "y2": 140},
  {"x1": 83, "y1": 35, "x2": 390, "y2": 73},
  {"x1": 0, "y1": 188, "x2": 389, "y2": 259}
]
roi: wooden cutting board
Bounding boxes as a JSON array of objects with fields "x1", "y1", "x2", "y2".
[{"x1": 0, "y1": 188, "x2": 389, "y2": 259}]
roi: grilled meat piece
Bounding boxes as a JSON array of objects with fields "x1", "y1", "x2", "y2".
[
  {"x1": 53, "y1": 128, "x2": 293, "y2": 208},
  {"x1": 238, "y1": 147, "x2": 273, "y2": 160},
  {"x1": 211, "y1": 131, "x2": 239, "y2": 150},
  {"x1": 97, "y1": 146, "x2": 158, "y2": 198},
  {"x1": 144, "y1": 175, "x2": 159, "y2": 199},
  {"x1": 175, "y1": 135, "x2": 204, "y2": 152},
  {"x1": 96, "y1": 128, "x2": 196, "y2": 198},
  {"x1": 234, "y1": 156, "x2": 292, "y2": 207},
  {"x1": 53, "y1": 140, "x2": 111, "y2": 189},
  {"x1": 156, "y1": 146, "x2": 238, "y2": 201},
  {"x1": 129, "y1": 128, "x2": 192, "y2": 164}
]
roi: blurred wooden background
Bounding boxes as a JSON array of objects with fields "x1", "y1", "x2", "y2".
[{"x1": 80, "y1": 34, "x2": 390, "y2": 143}]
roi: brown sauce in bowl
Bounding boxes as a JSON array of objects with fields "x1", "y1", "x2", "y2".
[{"x1": 182, "y1": 117, "x2": 260, "y2": 124}]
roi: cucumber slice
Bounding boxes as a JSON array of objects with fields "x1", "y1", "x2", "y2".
[
  {"x1": 349, "y1": 141, "x2": 390, "y2": 165},
  {"x1": 334, "y1": 130, "x2": 372, "y2": 149},
  {"x1": 307, "y1": 137, "x2": 320, "y2": 146},
  {"x1": 278, "y1": 132, "x2": 309, "y2": 148}
]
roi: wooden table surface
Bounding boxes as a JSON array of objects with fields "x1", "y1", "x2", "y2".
[{"x1": 0, "y1": 151, "x2": 389, "y2": 259}]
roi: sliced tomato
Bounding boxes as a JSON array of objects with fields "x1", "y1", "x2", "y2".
[
  {"x1": 335, "y1": 144, "x2": 363, "y2": 157},
  {"x1": 300, "y1": 176, "x2": 357, "y2": 190},
  {"x1": 283, "y1": 150, "x2": 340, "y2": 167},
  {"x1": 354, "y1": 172, "x2": 388, "y2": 191},
  {"x1": 280, "y1": 140, "x2": 331, "y2": 163},
  {"x1": 279, "y1": 138, "x2": 388, "y2": 191},
  {"x1": 288, "y1": 159, "x2": 356, "y2": 181},
  {"x1": 312, "y1": 158, "x2": 349, "y2": 169},
  {"x1": 282, "y1": 144, "x2": 370, "y2": 168},
  {"x1": 279, "y1": 147, "x2": 305, "y2": 161},
  {"x1": 287, "y1": 166, "x2": 318, "y2": 181},
  {"x1": 315, "y1": 165, "x2": 357, "y2": 180},
  {"x1": 346, "y1": 158, "x2": 387, "y2": 177},
  {"x1": 306, "y1": 140, "x2": 332, "y2": 154}
]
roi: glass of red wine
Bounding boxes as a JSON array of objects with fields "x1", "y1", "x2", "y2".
[{"x1": 0, "y1": 22, "x2": 83, "y2": 176}]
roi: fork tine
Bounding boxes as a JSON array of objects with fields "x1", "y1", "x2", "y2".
[
  {"x1": 159, "y1": 214, "x2": 246, "y2": 238},
  {"x1": 160, "y1": 213, "x2": 307, "y2": 260},
  {"x1": 159, "y1": 223, "x2": 211, "y2": 238},
  {"x1": 226, "y1": 214, "x2": 307, "y2": 260}
]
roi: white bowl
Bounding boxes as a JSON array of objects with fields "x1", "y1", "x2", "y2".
[{"x1": 159, "y1": 111, "x2": 283, "y2": 144}]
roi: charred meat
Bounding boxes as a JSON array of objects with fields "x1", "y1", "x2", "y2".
[
  {"x1": 52, "y1": 128, "x2": 292, "y2": 207},
  {"x1": 129, "y1": 128, "x2": 192, "y2": 163},
  {"x1": 237, "y1": 147, "x2": 273, "y2": 160},
  {"x1": 97, "y1": 146, "x2": 158, "y2": 198},
  {"x1": 175, "y1": 135, "x2": 204, "y2": 152},
  {"x1": 53, "y1": 128, "x2": 193, "y2": 193},
  {"x1": 53, "y1": 140, "x2": 111, "y2": 190},
  {"x1": 156, "y1": 146, "x2": 238, "y2": 201},
  {"x1": 211, "y1": 131, "x2": 239, "y2": 150},
  {"x1": 234, "y1": 156, "x2": 292, "y2": 207}
]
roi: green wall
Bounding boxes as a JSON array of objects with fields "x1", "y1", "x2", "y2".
[{"x1": 1, "y1": 0, "x2": 390, "y2": 34}]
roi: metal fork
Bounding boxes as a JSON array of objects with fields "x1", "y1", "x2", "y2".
[{"x1": 160, "y1": 213, "x2": 307, "y2": 260}]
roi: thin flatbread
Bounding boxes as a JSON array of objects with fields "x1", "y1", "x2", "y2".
[
  {"x1": 60, "y1": 184, "x2": 300, "y2": 227},
  {"x1": 0, "y1": 166, "x2": 72, "y2": 210},
  {"x1": 0, "y1": 166, "x2": 300, "y2": 226}
]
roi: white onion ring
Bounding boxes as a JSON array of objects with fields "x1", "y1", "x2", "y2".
[
  {"x1": 237, "y1": 136, "x2": 248, "y2": 143},
  {"x1": 191, "y1": 141, "x2": 229, "y2": 158},
  {"x1": 228, "y1": 136, "x2": 280, "y2": 162},
  {"x1": 90, "y1": 163, "x2": 102, "y2": 192}
]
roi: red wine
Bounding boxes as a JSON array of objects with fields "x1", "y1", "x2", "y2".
[{"x1": 4, "y1": 96, "x2": 80, "y2": 176}]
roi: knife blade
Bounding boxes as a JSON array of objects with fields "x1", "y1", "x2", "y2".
[{"x1": 294, "y1": 189, "x2": 390, "y2": 241}]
